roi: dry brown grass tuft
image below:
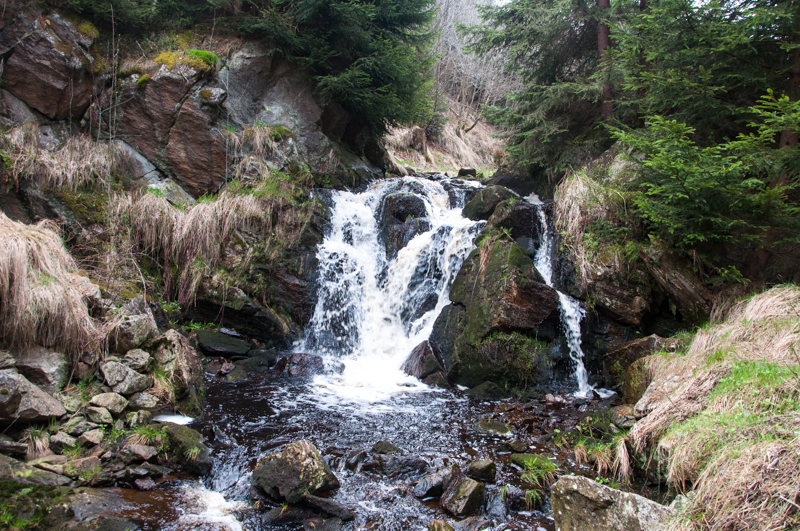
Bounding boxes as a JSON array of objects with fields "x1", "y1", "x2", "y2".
[
  {"x1": 0, "y1": 212, "x2": 100, "y2": 358},
  {"x1": 0, "y1": 124, "x2": 114, "y2": 190},
  {"x1": 627, "y1": 284, "x2": 800, "y2": 531}
]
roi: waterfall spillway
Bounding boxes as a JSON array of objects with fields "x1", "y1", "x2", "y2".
[
  {"x1": 526, "y1": 193, "x2": 594, "y2": 397},
  {"x1": 302, "y1": 177, "x2": 483, "y2": 404}
]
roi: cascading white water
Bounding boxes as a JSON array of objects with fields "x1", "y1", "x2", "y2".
[
  {"x1": 302, "y1": 177, "x2": 483, "y2": 405},
  {"x1": 525, "y1": 193, "x2": 594, "y2": 396}
]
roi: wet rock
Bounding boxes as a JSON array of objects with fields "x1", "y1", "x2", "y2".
[
  {"x1": 475, "y1": 420, "x2": 512, "y2": 436},
  {"x1": 610, "y1": 405, "x2": 637, "y2": 429},
  {"x1": 163, "y1": 423, "x2": 212, "y2": 476},
  {"x1": 150, "y1": 330, "x2": 205, "y2": 416},
  {"x1": 510, "y1": 453, "x2": 553, "y2": 469},
  {"x1": 413, "y1": 464, "x2": 460, "y2": 498},
  {"x1": 90, "y1": 393, "x2": 129, "y2": 416},
  {"x1": 1, "y1": 10, "x2": 97, "y2": 120},
  {"x1": 402, "y1": 340, "x2": 444, "y2": 379},
  {"x1": 466, "y1": 382, "x2": 508, "y2": 401},
  {"x1": 604, "y1": 335, "x2": 665, "y2": 402},
  {"x1": 0, "y1": 433, "x2": 28, "y2": 456},
  {"x1": 372, "y1": 441, "x2": 400, "y2": 455},
  {"x1": 195, "y1": 330, "x2": 251, "y2": 357},
  {"x1": 121, "y1": 444, "x2": 157, "y2": 464},
  {"x1": 122, "y1": 349, "x2": 153, "y2": 373},
  {"x1": 0, "y1": 453, "x2": 71, "y2": 486},
  {"x1": 63, "y1": 456, "x2": 102, "y2": 479},
  {"x1": 219, "y1": 360, "x2": 236, "y2": 375},
  {"x1": 303, "y1": 517, "x2": 343, "y2": 531},
  {"x1": 379, "y1": 193, "x2": 431, "y2": 259},
  {"x1": 134, "y1": 477, "x2": 156, "y2": 491},
  {"x1": 100, "y1": 362, "x2": 151, "y2": 396},
  {"x1": 441, "y1": 476, "x2": 486, "y2": 517},
  {"x1": 454, "y1": 516, "x2": 493, "y2": 531},
  {"x1": 462, "y1": 186, "x2": 516, "y2": 221},
  {"x1": 485, "y1": 199, "x2": 540, "y2": 245},
  {"x1": 78, "y1": 429, "x2": 105, "y2": 446},
  {"x1": 499, "y1": 439, "x2": 528, "y2": 453},
  {"x1": 422, "y1": 372, "x2": 452, "y2": 389},
  {"x1": 551, "y1": 475, "x2": 675, "y2": 531},
  {"x1": 12, "y1": 346, "x2": 70, "y2": 395},
  {"x1": 254, "y1": 440, "x2": 339, "y2": 503},
  {"x1": 50, "y1": 432, "x2": 77, "y2": 453},
  {"x1": 301, "y1": 493, "x2": 355, "y2": 521},
  {"x1": 485, "y1": 486, "x2": 508, "y2": 522},
  {"x1": 458, "y1": 168, "x2": 477, "y2": 178},
  {"x1": 280, "y1": 353, "x2": 325, "y2": 377},
  {"x1": 86, "y1": 407, "x2": 113, "y2": 425},
  {"x1": 429, "y1": 521, "x2": 455, "y2": 531},
  {"x1": 262, "y1": 505, "x2": 318, "y2": 525},
  {"x1": 365, "y1": 454, "x2": 428, "y2": 479},
  {"x1": 467, "y1": 460, "x2": 496, "y2": 483},
  {"x1": 0, "y1": 369, "x2": 67, "y2": 423}
]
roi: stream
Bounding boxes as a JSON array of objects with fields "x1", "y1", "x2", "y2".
[{"x1": 93, "y1": 176, "x2": 611, "y2": 531}]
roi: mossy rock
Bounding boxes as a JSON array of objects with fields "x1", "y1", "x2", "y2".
[
  {"x1": 163, "y1": 423, "x2": 212, "y2": 476},
  {"x1": 0, "y1": 480, "x2": 74, "y2": 529},
  {"x1": 510, "y1": 453, "x2": 553, "y2": 469},
  {"x1": 475, "y1": 420, "x2": 512, "y2": 436},
  {"x1": 462, "y1": 185, "x2": 516, "y2": 221}
]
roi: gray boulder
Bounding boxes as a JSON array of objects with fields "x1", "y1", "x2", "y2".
[
  {"x1": 0, "y1": 369, "x2": 66, "y2": 423},
  {"x1": 441, "y1": 476, "x2": 485, "y2": 516},
  {"x1": 128, "y1": 392, "x2": 159, "y2": 411},
  {"x1": 413, "y1": 464, "x2": 460, "y2": 498},
  {"x1": 551, "y1": 475, "x2": 675, "y2": 531},
  {"x1": 151, "y1": 330, "x2": 205, "y2": 416},
  {"x1": 252, "y1": 440, "x2": 339, "y2": 503},
  {"x1": 90, "y1": 393, "x2": 129, "y2": 415},
  {"x1": 86, "y1": 406, "x2": 113, "y2": 425},
  {"x1": 100, "y1": 361, "x2": 151, "y2": 395},
  {"x1": 0, "y1": 453, "x2": 71, "y2": 486},
  {"x1": 122, "y1": 349, "x2": 153, "y2": 373},
  {"x1": 50, "y1": 432, "x2": 78, "y2": 453},
  {"x1": 11, "y1": 346, "x2": 69, "y2": 395},
  {"x1": 109, "y1": 296, "x2": 158, "y2": 353}
]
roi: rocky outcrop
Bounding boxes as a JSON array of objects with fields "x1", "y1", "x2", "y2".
[
  {"x1": 379, "y1": 192, "x2": 431, "y2": 259},
  {"x1": 108, "y1": 297, "x2": 158, "y2": 354},
  {"x1": 163, "y1": 423, "x2": 212, "y2": 476},
  {"x1": 252, "y1": 440, "x2": 340, "y2": 503},
  {"x1": 195, "y1": 330, "x2": 251, "y2": 357},
  {"x1": 0, "y1": 453, "x2": 71, "y2": 486},
  {"x1": 0, "y1": 369, "x2": 66, "y2": 423},
  {"x1": 0, "y1": 8, "x2": 98, "y2": 120},
  {"x1": 12, "y1": 346, "x2": 70, "y2": 395},
  {"x1": 462, "y1": 186, "x2": 516, "y2": 221},
  {"x1": 604, "y1": 335, "x2": 665, "y2": 402},
  {"x1": 551, "y1": 475, "x2": 675, "y2": 531},
  {"x1": 99, "y1": 361, "x2": 151, "y2": 396},
  {"x1": 150, "y1": 330, "x2": 205, "y2": 416},
  {"x1": 484, "y1": 199, "x2": 541, "y2": 253}
]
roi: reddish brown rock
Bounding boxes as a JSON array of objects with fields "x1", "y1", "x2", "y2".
[{"x1": 402, "y1": 340, "x2": 443, "y2": 379}]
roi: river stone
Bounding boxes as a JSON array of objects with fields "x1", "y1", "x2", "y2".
[
  {"x1": 510, "y1": 453, "x2": 553, "y2": 469},
  {"x1": 12, "y1": 346, "x2": 70, "y2": 395},
  {"x1": 100, "y1": 361, "x2": 152, "y2": 396},
  {"x1": 90, "y1": 393, "x2": 129, "y2": 415},
  {"x1": 372, "y1": 441, "x2": 400, "y2": 455},
  {"x1": 128, "y1": 392, "x2": 159, "y2": 411},
  {"x1": 611, "y1": 405, "x2": 637, "y2": 429},
  {"x1": 485, "y1": 198, "x2": 540, "y2": 244},
  {"x1": 50, "y1": 432, "x2": 77, "y2": 453},
  {"x1": 63, "y1": 456, "x2": 102, "y2": 479},
  {"x1": 467, "y1": 460, "x2": 496, "y2": 483},
  {"x1": 429, "y1": 521, "x2": 455, "y2": 531},
  {"x1": 123, "y1": 349, "x2": 153, "y2": 373},
  {"x1": 301, "y1": 493, "x2": 355, "y2": 521},
  {"x1": 365, "y1": 454, "x2": 428, "y2": 479},
  {"x1": 458, "y1": 168, "x2": 477, "y2": 177},
  {"x1": 78, "y1": 429, "x2": 105, "y2": 446},
  {"x1": 86, "y1": 406, "x2": 113, "y2": 425},
  {"x1": 551, "y1": 475, "x2": 675, "y2": 531},
  {"x1": 462, "y1": 185, "x2": 516, "y2": 221},
  {"x1": 195, "y1": 330, "x2": 251, "y2": 357},
  {"x1": 63, "y1": 417, "x2": 98, "y2": 437},
  {"x1": 401, "y1": 340, "x2": 444, "y2": 379},
  {"x1": 475, "y1": 420, "x2": 512, "y2": 436},
  {"x1": 252, "y1": 440, "x2": 340, "y2": 503},
  {"x1": 279, "y1": 353, "x2": 325, "y2": 377},
  {"x1": 135, "y1": 477, "x2": 157, "y2": 491},
  {"x1": 441, "y1": 476, "x2": 486, "y2": 516},
  {"x1": 0, "y1": 453, "x2": 71, "y2": 486},
  {"x1": 121, "y1": 444, "x2": 158, "y2": 464},
  {"x1": 413, "y1": 464, "x2": 460, "y2": 498},
  {"x1": 499, "y1": 439, "x2": 528, "y2": 453},
  {"x1": 151, "y1": 330, "x2": 205, "y2": 416},
  {"x1": 163, "y1": 423, "x2": 213, "y2": 476},
  {"x1": 0, "y1": 369, "x2": 67, "y2": 423}
]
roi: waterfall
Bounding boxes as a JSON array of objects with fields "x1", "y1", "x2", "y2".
[
  {"x1": 302, "y1": 177, "x2": 483, "y2": 404},
  {"x1": 526, "y1": 193, "x2": 594, "y2": 397}
]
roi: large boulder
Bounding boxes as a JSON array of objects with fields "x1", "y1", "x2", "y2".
[
  {"x1": 0, "y1": 9, "x2": 97, "y2": 120},
  {"x1": 435, "y1": 236, "x2": 559, "y2": 388},
  {"x1": 194, "y1": 330, "x2": 251, "y2": 357},
  {"x1": 484, "y1": 199, "x2": 541, "y2": 252},
  {"x1": 12, "y1": 346, "x2": 70, "y2": 395},
  {"x1": 401, "y1": 340, "x2": 444, "y2": 379},
  {"x1": 462, "y1": 186, "x2": 516, "y2": 221},
  {"x1": 99, "y1": 361, "x2": 151, "y2": 396},
  {"x1": 0, "y1": 453, "x2": 71, "y2": 486},
  {"x1": 252, "y1": 440, "x2": 340, "y2": 503},
  {"x1": 551, "y1": 475, "x2": 674, "y2": 531},
  {"x1": 379, "y1": 192, "x2": 431, "y2": 259},
  {"x1": 150, "y1": 330, "x2": 205, "y2": 416},
  {"x1": 441, "y1": 475, "x2": 486, "y2": 517},
  {"x1": 108, "y1": 297, "x2": 158, "y2": 354},
  {"x1": 163, "y1": 422, "x2": 212, "y2": 476},
  {"x1": 0, "y1": 369, "x2": 66, "y2": 423},
  {"x1": 604, "y1": 335, "x2": 665, "y2": 402}
]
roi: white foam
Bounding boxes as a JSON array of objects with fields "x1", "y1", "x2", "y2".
[
  {"x1": 153, "y1": 414, "x2": 195, "y2": 425},
  {"x1": 174, "y1": 483, "x2": 246, "y2": 531}
]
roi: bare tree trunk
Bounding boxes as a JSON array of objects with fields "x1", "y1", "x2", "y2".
[{"x1": 598, "y1": 0, "x2": 613, "y2": 119}]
